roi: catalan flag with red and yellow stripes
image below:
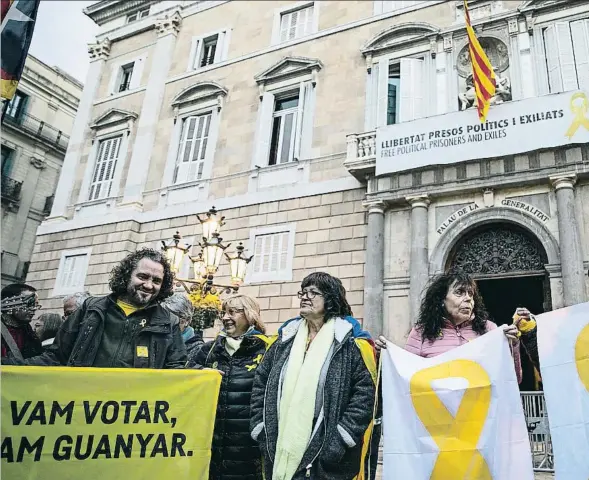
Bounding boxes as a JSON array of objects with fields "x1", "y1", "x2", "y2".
[{"x1": 464, "y1": 0, "x2": 495, "y2": 122}]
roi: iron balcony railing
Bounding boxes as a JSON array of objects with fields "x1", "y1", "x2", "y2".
[
  {"x1": 118, "y1": 81, "x2": 131, "y2": 92},
  {"x1": 1, "y1": 175, "x2": 23, "y2": 203},
  {"x1": 3, "y1": 112, "x2": 70, "y2": 150}
]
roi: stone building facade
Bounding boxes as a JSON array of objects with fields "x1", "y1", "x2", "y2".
[
  {"x1": 27, "y1": 1, "x2": 588, "y2": 356},
  {"x1": 1, "y1": 55, "x2": 82, "y2": 287}
]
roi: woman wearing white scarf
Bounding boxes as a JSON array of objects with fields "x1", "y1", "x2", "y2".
[{"x1": 250, "y1": 272, "x2": 377, "y2": 480}]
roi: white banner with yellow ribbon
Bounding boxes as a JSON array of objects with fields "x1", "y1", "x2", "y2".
[
  {"x1": 537, "y1": 302, "x2": 589, "y2": 480},
  {"x1": 382, "y1": 328, "x2": 533, "y2": 480}
]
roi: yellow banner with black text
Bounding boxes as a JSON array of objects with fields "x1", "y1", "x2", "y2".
[{"x1": 1, "y1": 367, "x2": 221, "y2": 480}]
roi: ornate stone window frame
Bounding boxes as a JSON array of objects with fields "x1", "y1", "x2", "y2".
[
  {"x1": 51, "y1": 247, "x2": 92, "y2": 297},
  {"x1": 270, "y1": 1, "x2": 320, "y2": 46},
  {"x1": 186, "y1": 27, "x2": 232, "y2": 72},
  {"x1": 249, "y1": 56, "x2": 322, "y2": 193},
  {"x1": 159, "y1": 81, "x2": 227, "y2": 207},
  {"x1": 106, "y1": 52, "x2": 148, "y2": 97},
  {"x1": 76, "y1": 108, "x2": 138, "y2": 216},
  {"x1": 361, "y1": 22, "x2": 440, "y2": 129},
  {"x1": 245, "y1": 223, "x2": 297, "y2": 284}
]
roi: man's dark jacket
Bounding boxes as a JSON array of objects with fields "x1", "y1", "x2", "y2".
[
  {"x1": 13, "y1": 295, "x2": 186, "y2": 368},
  {"x1": 187, "y1": 330, "x2": 268, "y2": 480},
  {"x1": 250, "y1": 317, "x2": 376, "y2": 480}
]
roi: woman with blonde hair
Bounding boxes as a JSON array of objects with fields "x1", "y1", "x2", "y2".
[{"x1": 188, "y1": 294, "x2": 270, "y2": 480}]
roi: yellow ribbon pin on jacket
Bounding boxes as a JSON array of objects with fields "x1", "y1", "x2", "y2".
[
  {"x1": 565, "y1": 92, "x2": 589, "y2": 140},
  {"x1": 410, "y1": 360, "x2": 492, "y2": 480}
]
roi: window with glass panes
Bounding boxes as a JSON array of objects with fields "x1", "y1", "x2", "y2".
[
  {"x1": 127, "y1": 8, "x2": 149, "y2": 23},
  {"x1": 252, "y1": 231, "x2": 289, "y2": 276},
  {"x1": 279, "y1": 4, "x2": 314, "y2": 42},
  {"x1": 89, "y1": 136, "x2": 122, "y2": 200},
  {"x1": 199, "y1": 35, "x2": 218, "y2": 67},
  {"x1": 387, "y1": 63, "x2": 401, "y2": 125},
  {"x1": 1, "y1": 145, "x2": 15, "y2": 177},
  {"x1": 5, "y1": 91, "x2": 28, "y2": 121},
  {"x1": 174, "y1": 113, "x2": 212, "y2": 184},
  {"x1": 269, "y1": 94, "x2": 299, "y2": 165},
  {"x1": 118, "y1": 64, "x2": 134, "y2": 92}
]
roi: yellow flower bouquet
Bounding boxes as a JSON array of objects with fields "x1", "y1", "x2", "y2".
[{"x1": 189, "y1": 291, "x2": 222, "y2": 330}]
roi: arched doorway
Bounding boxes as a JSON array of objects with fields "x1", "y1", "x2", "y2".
[{"x1": 447, "y1": 223, "x2": 550, "y2": 391}]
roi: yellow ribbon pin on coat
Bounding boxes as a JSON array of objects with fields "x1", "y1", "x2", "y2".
[
  {"x1": 410, "y1": 359, "x2": 493, "y2": 480},
  {"x1": 565, "y1": 92, "x2": 589, "y2": 140}
]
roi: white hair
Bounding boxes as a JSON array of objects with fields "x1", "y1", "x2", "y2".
[
  {"x1": 161, "y1": 292, "x2": 194, "y2": 320},
  {"x1": 63, "y1": 291, "x2": 91, "y2": 309}
]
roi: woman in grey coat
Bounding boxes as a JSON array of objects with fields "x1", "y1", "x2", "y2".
[{"x1": 250, "y1": 272, "x2": 376, "y2": 480}]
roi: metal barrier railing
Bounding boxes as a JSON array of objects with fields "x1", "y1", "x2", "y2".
[{"x1": 521, "y1": 391, "x2": 554, "y2": 472}]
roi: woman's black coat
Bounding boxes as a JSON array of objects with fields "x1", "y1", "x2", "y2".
[{"x1": 188, "y1": 332, "x2": 267, "y2": 480}]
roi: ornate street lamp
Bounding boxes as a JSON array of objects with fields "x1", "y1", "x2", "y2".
[
  {"x1": 201, "y1": 232, "x2": 229, "y2": 275},
  {"x1": 189, "y1": 251, "x2": 207, "y2": 283},
  {"x1": 197, "y1": 206, "x2": 224, "y2": 243},
  {"x1": 161, "y1": 231, "x2": 191, "y2": 274},
  {"x1": 160, "y1": 207, "x2": 250, "y2": 296},
  {"x1": 225, "y1": 243, "x2": 253, "y2": 287}
]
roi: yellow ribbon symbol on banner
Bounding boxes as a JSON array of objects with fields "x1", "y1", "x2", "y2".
[
  {"x1": 575, "y1": 324, "x2": 589, "y2": 392},
  {"x1": 565, "y1": 92, "x2": 589, "y2": 139},
  {"x1": 410, "y1": 360, "x2": 492, "y2": 480}
]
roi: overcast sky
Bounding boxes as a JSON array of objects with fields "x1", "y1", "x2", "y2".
[{"x1": 29, "y1": 1, "x2": 99, "y2": 84}]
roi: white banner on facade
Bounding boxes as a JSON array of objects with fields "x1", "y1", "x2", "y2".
[
  {"x1": 381, "y1": 328, "x2": 533, "y2": 480},
  {"x1": 537, "y1": 302, "x2": 589, "y2": 480},
  {"x1": 376, "y1": 90, "x2": 589, "y2": 175}
]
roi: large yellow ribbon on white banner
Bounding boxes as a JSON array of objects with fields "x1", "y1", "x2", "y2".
[
  {"x1": 565, "y1": 92, "x2": 589, "y2": 140},
  {"x1": 410, "y1": 360, "x2": 492, "y2": 480},
  {"x1": 575, "y1": 324, "x2": 589, "y2": 392}
]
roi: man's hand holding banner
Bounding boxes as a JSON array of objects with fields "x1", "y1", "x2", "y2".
[
  {"x1": 1, "y1": 367, "x2": 221, "y2": 480},
  {"x1": 382, "y1": 327, "x2": 534, "y2": 480}
]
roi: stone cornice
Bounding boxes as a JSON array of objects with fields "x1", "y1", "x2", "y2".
[{"x1": 83, "y1": 0, "x2": 156, "y2": 26}]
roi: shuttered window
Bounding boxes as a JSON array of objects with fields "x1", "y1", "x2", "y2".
[
  {"x1": 53, "y1": 249, "x2": 92, "y2": 296},
  {"x1": 252, "y1": 231, "x2": 290, "y2": 275},
  {"x1": 89, "y1": 136, "x2": 122, "y2": 201},
  {"x1": 174, "y1": 113, "x2": 212, "y2": 184},
  {"x1": 280, "y1": 4, "x2": 314, "y2": 42},
  {"x1": 60, "y1": 255, "x2": 87, "y2": 289},
  {"x1": 570, "y1": 19, "x2": 589, "y2": 91},
  {"x1": 399, "y1": 58, "x2": 424, "y2": 122},
  {"x1": 543, "y1": 20, "x2": 589, "y2": 93}
]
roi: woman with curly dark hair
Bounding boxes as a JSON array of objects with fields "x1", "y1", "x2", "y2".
[
  {"x1": 376, "y1": 271, "x2": 523, "y2": 383},
  {"x1": 250, "y1": 272, "x2": 377, "y2": 480}
]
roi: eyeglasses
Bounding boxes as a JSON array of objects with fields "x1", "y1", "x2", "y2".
[
  {"x1": 297, "y1": 291, "x2": 323, "y2": 300},
  {"x1": 224, "y1": 308, "x2": 244, "y2": 317}
]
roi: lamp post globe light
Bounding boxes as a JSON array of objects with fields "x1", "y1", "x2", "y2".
[{"x1": 160, "y1": 206, "x2": 252, "y2": 296}]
